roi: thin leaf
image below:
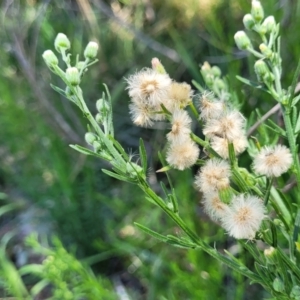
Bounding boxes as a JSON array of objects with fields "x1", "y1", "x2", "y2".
[
  {"x1": 69, "y1": 144, "x2": 112, "y2": 161},
  {"x1": 236, "y1": 76, "x2": 268, "y2": 92},
  {"x1": 139, "y1": 139, "x2": 147, "y2": 173},
  {"x1": 102, "y1": 169, "x2": 135, "y2": 183},
  {"x1": 134, "y1": 223, "x2": 168, "y2": 242},
  {"x1": 50, "y1": 84, "x2": 67, "y2": 97},
  {"x1": 30, "y1": 279, "x2": 50, "y2": 297},
  {"x1": 19, "y1": 264, "x2": 44, "y2": 276},
  {"x1": 289, "y1": 57, "x2": 300, "y2": 106},
  {"x1": 191, "y1": 79, "x2": 205, "y2": 92}
]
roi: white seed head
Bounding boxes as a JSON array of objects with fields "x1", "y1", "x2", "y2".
[
  {"x1": 166, "y1": 139, "x2": 199, "y2": 170},
  {"x1": 221, "y1": 194, "x2": 265, "y2": 240},
  {"x1": 129, "y1": 102, "x2": 153, "y2": 127},
  {"x1": 198, "y1": 94, "x2": 225, "y2": 121},
  {"x1": 167, "y1": 109, "x2": 192, "y2": 143},
  {"x1": 166, "y1": 82, "x2": 193, "y2": 111},
  {"x1": 202, "y1": 193, "x2": 230, "y2": 222},
  {"x1": 126, "y1": 68, "x2": 172, "y2": 107},
  {"x1": 195, "y1": 158, "x2": 231, "y2": 194},
  {"x1": 203, "y1": 110, "x2": 246, "y2": 141},
  {"x1": 253, "y1": 145, "x2": 293, "y2": 177},
  {"x1": 211, "y1": 136, "x2": 248, "y2": 159}
]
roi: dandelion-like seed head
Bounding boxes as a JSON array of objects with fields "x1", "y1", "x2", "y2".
[
  {"x1": 203, "y1": 110, "x2": 246, "y2": 141},
  {"x1": 166, "y1": 82, "x2": 193, "y2": 110},
  {"x1": 166, "y1": 139, "x2": 199, "y2": 170},
  {"x1": 198, "y1": 92, "x2": 224, "y2": 121},
  {"x1": 211, "y1": 136, "x2": 248, "y2": 159},
  {"x1": 126, "y1": 68, "x2": 172, "y2": 107},
  {"x1": 203, "y1": 193, "x2": 230, "y2": 222},
  {"x1": 253, "y1": 144, "x2": 293, "y2": 177},
  {"x1": 221, "y1": 194, "x2": 265, "y2": 239},
  {"x1": 167, "y1": 109, "x2": 192, "y2": 143},
  {"x1": 129, "y1": 102, "x2": 153, "y2": 127},
  {"x1": 195, "y1": 158, "x2": 231, "y2": 194}
]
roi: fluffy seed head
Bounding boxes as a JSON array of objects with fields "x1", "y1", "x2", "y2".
[
  {"x1": 129, "y1": 102, "x2": 153, "y2": 127},
  {"x1": 203, "y1": 193, "x2": 230, "y2": 222},
  {"x1": 166, "y1": 139, "x2": 199, "y2": 170},
  {"x1": 198, "y1": 93, "x2": 224, "y2": 121},
  {"x1": 253, "y1": 145, "x2": 293, "y2": 177},
  {"x1": 167, "y1": 109, "x2": 192, "y2": 143},
  {"x1": 221, "y1": 194, "x2": 265, "y2": 239},
  {"x1": 203, "y1": 110, "x2": 246, "y2": 141},
  {"x1": 211, "y1": 136, "x2": 248, "y2": 159},
  {"x1": 126, "y1": 68, "x2": 172, "y2": 107},
  {"x1": 166, "y1": 82, "x2": 193, "y2": 111},
  {"x1": 195, "y1": 159, "x2": 231, "y2": 194}
]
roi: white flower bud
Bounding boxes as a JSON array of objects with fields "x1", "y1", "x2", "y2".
[
  {"x1": 259, "y1": 43, "x2": 273, "y2": 58},
  {"x1": 84, "y1": 42, "x2": 99, "y2": 59},
  {"x1": 234, "y1": 31, "x2": 252, "y2": 50},
  {"x1": 243, "y1": 14, "x2": 255, "y2": 30},
  {"x1": 251, "y1": 0, "x2": 264, "y2": 22},
  {"x1": 42, "y1": 50, "x2": 59, "y2": 67},
  {"x1": 54, "y1": 33, "x2": 71, "y2": 53},
  {"x1": 262, "y1": 16, "x2": 276, "y2": 33},
  {"x1": 66, "y1": 67, "x2": 80, "y2": 86}
]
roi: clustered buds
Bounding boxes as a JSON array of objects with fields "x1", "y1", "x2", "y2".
[{"x1": 43, "y1": 33, "x2": 99, "y2": 88}]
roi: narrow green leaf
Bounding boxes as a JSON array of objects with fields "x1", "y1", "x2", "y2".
[
  {"x1": 236, "y1": 76, "x2": 268, "y2": 92},
  {"x1": 50, "y1": 84, "x2": 67, "y2": 97},
  {"x1": 19, "y1": 264, "x2": 44, "y2": 276},
  {"x1": 289, "y1": 57, "x2": 300, "y2": 106},
  {"x1": 69, "y1": 144, "x2": 112, "y2": 161},
  {"x1": 0, "y1": 203, "x2": 18, "y2": 218},
  {"x1": 30, "y1": 279, "x2": 50, "y2": 297},
  {"x1": 110, "y1": 136, "x2": 129, "y2": 160},
  {"x1": 134, "y1": 223, "x2": 168, "y2": 242},
  {"x1": 191, "y1": 79, "x2": 205, "y2": 92},
  {"x1": 102, "y1": 169, "x2": 135, "y2": 183},
  {"x1": 139, "y1": 138, "x2": 148, "y2": 174}
]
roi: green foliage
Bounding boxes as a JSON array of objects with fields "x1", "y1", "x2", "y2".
[{"x1": 2, "y1": 0, "x2": 300, "y2": 299}]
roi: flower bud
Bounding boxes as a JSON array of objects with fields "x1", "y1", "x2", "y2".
[
  {"x1": 66, "y1": 67, "x2": 80, "y2": 86},
  {"x1": 201, "y1": 61, "x2": 211, "y2": 71},
  {"x1": 273, "y1": 277, "x2": 285, "y2": 293},
  {"x1": 243, "y1": 14, "x2": 255, "y2": 30},
  {"x1": 234, "y1": 31, "x2": 252, "y2": 50},
  {"x1": 54, "y1": 33, "x2": 71, "y2": 53},
  {"x1": 126, "y1": 162, "x2": 144, "y2": 179},
  {"x1": 85, "y1": 132, "x2": 97, "y2": 145},
  {"x1": 262, "y1": 16, "x2": 276, "y2": 33},
  {"x1": 42, "y1": 50, "x2": 59, "y2": 67},
  {"x1": 95, "y1": 113, "x2": 104, "y2": 124},
  {"x1": 96, "y1": 99, "x2": 110, "y2": 113},
  {"x1": 215, "y1": 78, "x2": 226, "y2": 90},
  {"x1": 254, "y1": 60, "x2": 269, "y2": 79},
  {"x1": 92, "y1": 140, "x2": 102, "y2": 152},
  {"x1": 76, "y1": 61, "x2": 85, "y2": 70},
  {"x1": 264, "y1": 247, "x2": 277, "y2": 265},
  {"x1": 290, "y1": 286, "x2": 300, "y2": 299},
  {"x1": 259, "y1": 43, "x2": 273, "y2": 58},
  {"x1": 211, "y1": 66, "x2": 222, "y2": 77},
  {"x1": 251, "y1": 0, "x2": 264, "y2": 23},
  {"x1": 84, "y1": 42, "x2": 99, "y2": 60},
  {"x1": 151, "y1": 57, "x2": 167, "y2": 74}
]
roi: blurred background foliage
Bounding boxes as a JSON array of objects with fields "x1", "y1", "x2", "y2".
[{"x1": 0, "y1": 0, "x2": 299, "y2": 299}]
